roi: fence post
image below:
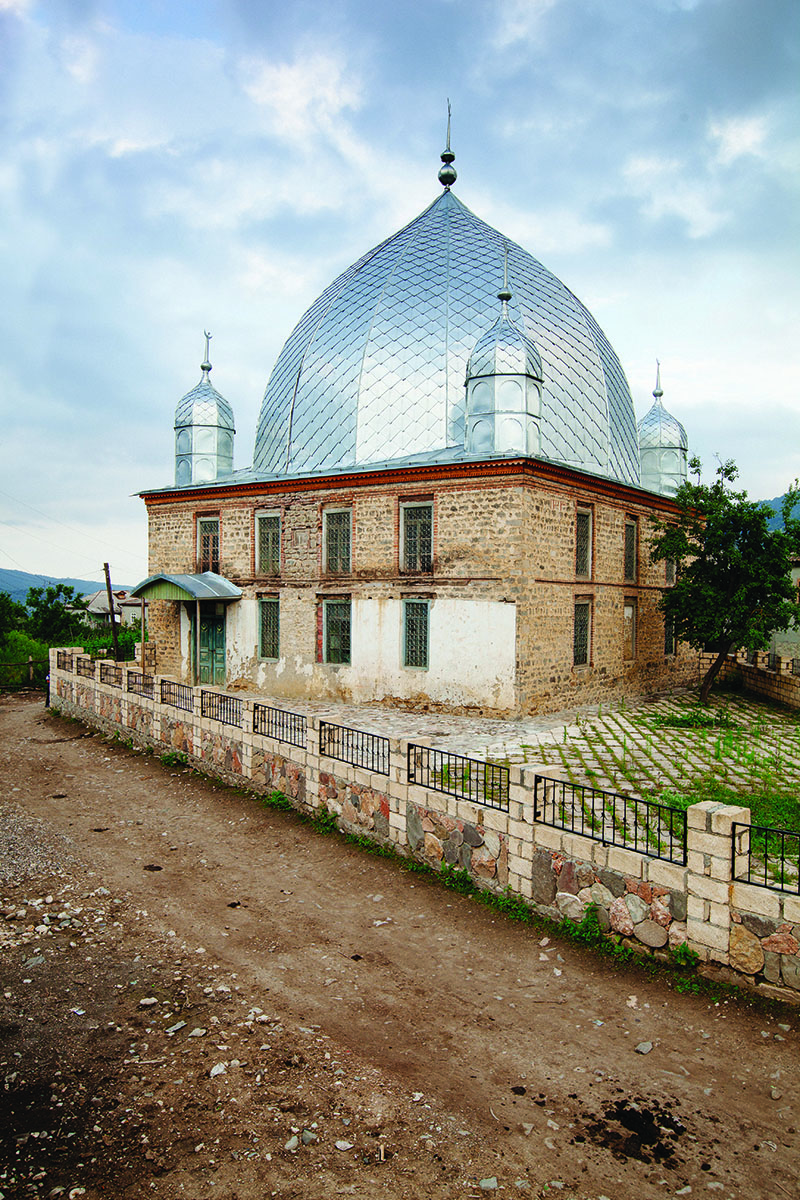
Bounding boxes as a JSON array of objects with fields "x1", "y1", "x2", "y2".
[{"x1": 685, "y1": 800, "x2": 750, "y2": 966}]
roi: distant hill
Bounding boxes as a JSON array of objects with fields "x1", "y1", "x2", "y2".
[
  {"x1": 0, "y1": 569, "x2": 133, "y2": 603},
  {"x1": 763, "y1": 494, "x2": 800, "y2": 531}
]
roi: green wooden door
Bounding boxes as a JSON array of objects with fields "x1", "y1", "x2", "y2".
[{"x1": 198, "y1": 613, "x2": 226, "y2": 686}]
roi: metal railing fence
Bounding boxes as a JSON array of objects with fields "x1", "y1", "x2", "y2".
[
  {"x1": 200, "y1": 690, "x2": 242, "y2": 727},
  {"x1": 99, "y1": 662, "x2": 123, "y2": 687},
  {"x1": 407, "y1": 744, "x2": 509, "y2": 810},
  {"x1": 56, "y1": 651, "x2": 73, "y2": 672},
  {"x1": 732, "y1": 821, "x2": 800, "y2": 893},
  {"x1": 253, "y1": 703, "x2": 307, "y2": 749},
  {"x1": 534, "y1": 776, "x2": 687, "y2": 865},
  {"x1": 76, "y1": 656, "x2": 95, "y2": 678},
  {"x1": 127, "y1": 670, "x2": 155, "y2": 699},
  {"x1": 160, "y1": 679, "x2": 194, "y2": 713},
  {"x1": 320, "y1": 721, "x2": 390, "y2": 775}
]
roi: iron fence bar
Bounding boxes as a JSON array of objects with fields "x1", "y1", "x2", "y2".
[
  {"x1": 127, "y1": 670, "x2": 155, "y2": 699},
  {"x1": 99, "y1": 662, "x2": 123, "y2": 687},
  {"x1": 56, "y1": 652, "x2": 74, "y2": 672},
  {"x1": 532, "y1": 775, "x2": 686, "y2": 865},
  {"x1": 200, "y1": 690, "x2": 242, "y2": 727},
  {"x1": 319, "y1": 720, "x2": 390, "y2": 775},
  {"x1": 407, "y1": 743, "x2": 509, "y2": 810},
  {"x1": 732, "y1": 820, "x2": 800, "y2": 893},
  {"x1": 253, "y1": 703, "x2": 307, "y2": 749},
  {"x1": 160, "y1": 679, "x2": 194, "y2": 713}
]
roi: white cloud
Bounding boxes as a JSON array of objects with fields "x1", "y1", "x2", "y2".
[
  {"x1": 240, "y1": 50, "x2": 363, "y2": 141},
  {"x1": 708, "y1": 114, "x2": 768, "y2": 165},
  {"x1": 622, "y1": 154, "x2": 727, "y2": 238},
  {"x1": 491, "y1": 0, "x2": 559, "y2": 49},
  {"x1": 60, "y1": 33, "x2": 100, "y2": 84}
]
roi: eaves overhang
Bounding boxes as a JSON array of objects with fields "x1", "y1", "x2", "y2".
[{"x1": 129, "y1": 572, "x2": 243, "y2": 603}]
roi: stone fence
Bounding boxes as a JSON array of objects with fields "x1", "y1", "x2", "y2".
[
  {"x1": 50, "y1": 649, "x2": 800, "y2": 999},
  {"x1": 700, "y1": 648, "x2": 800, "y2": 711}
]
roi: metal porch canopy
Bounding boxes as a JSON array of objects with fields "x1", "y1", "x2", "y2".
[{"x1": 129, "y1": 572, "x2": 243, "y2": 603}]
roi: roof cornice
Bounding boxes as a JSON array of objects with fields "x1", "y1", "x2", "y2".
[{"x1": 141, "y1": 457, "x2": 683, "y2": 514}]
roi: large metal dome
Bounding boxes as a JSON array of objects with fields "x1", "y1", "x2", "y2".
[{"x1": 253, "y1": 188, "x2": 640, "y2": 484}]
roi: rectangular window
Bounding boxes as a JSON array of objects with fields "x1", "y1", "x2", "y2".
[
  {"x1": 259, "y1": 598, "x2": 280, "y2": 660},
  {"x1": 324, "y1": 598, "x2": 351, "y2": 664},
  {"x1": 401, "y1": 503, "x2": 433, "y2": 572},
  {"x1": 256, "y1": 512, "x2": 281, "y2": 575},
  {"x1": 664, "y1": 615, "x2": 676, "y2": 657},
  {"x1": 324, "y1": 509, "x2": 351, "y2": 574},
  {"x1": 197, "y1": 517, "x2": 220, "y2": 573},
  {"x1": 573, "y1": 600, "x2": 591, "y2": 667},
  {"x1": 575, "y1": 509, "x2": 592, "y2": 578},
  {"x1": 623, "y1": 518, "x2": 638, "y2": 583},
  {"x1": 403, "y1": 600, "x2": 430, "y2": 668},
  {"x1": 665, "y1": 558, "x2": 676, "y2": 585},
  {"x1": 623, "y1": 599, "x2": 637, "y2": 660}
]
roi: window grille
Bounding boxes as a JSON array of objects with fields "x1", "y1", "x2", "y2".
[
  {"x1": 256, "y1": 514, "x2": 281, "y2": 574},
  {"x1": 259, "y1": 598, "x2": 280, "y2": 660},
  {"x1": 324, "y1": 599, "x2": 351, "y2": 664},
  {"x1": 623, "y1": 600, "x2": 637, "y2": 660},
  {"x1": 324, "y1": 510, "x2": 351, "y2": 574},
  {"x1": 664, "y1": 616, "x2": 676, "y2": 656},
  {"x1": 403, "y1": 600, "x2": 429, "y2": 668},
  {"x1": 402, "y1": 504, "x2": 433, "y2": 572},
  {"x1": 575, "y1": 510, "x2": 591, "y2": 577},
  {"x1": 665, "y1": 558, "x2": 676, "y2": 585},
  {"x1": 198, "y1": 517, "x2": 220, "y2": 573},
  {"x1": 573, "y1": 601, "x2": 590, "y2": 666},
  {"x1": 623, "y1": 519, "x2": 638, "y2": 582}
]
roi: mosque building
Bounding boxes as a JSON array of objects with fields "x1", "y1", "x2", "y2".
[{"x1": 132, "y1": 134, "x2": 693, "y2": 715}]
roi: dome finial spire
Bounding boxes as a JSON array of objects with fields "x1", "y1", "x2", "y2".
[
  {"x1": 498, "y1": 243, "x2": 512, "y2": 314},
  {"x1": 438, "y1": 99, "x2": 457, "y2": 189},
  {"x1": 653, "y1": 358, "x2": 663, "y2": 402},
  {"x1": 201, "y1": 330, "x2": 212, "y2": 375}
]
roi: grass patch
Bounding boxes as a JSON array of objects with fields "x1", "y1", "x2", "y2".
[
  {"x1": 655, "y1": 776, "x2": 800, "y2": 832},
  {"x1": 160, "y1": 751, "x2": 188, "y2": 768},
  {"x1": 644, "y1": 708, "x2": 737, "y2": 731}
]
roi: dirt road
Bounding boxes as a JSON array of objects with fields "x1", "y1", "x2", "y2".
[{"x1": 0, "y1": 694, "x2": 797, "y2": 1199}]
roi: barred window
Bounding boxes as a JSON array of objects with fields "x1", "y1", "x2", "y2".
[
  {"x1": 256, "y1": 513, "x2": 281, "y2": 574},
  {"x1": 197, "y1": 517, "x2": 219, "y2": 573},
  {"x1": 324, "y1": 599, "x2": 351, "y2": 664},
  {"x1": 259, "y1": 598, "x2": 279, "y2": 660},
  {"x1": 324, "y1": 510, "x2": 351, "y2": 574},
  {"x1": 664, "y1": 615, "x2": 676, "y2": 657},
  {"x1": 402, "y1": 504, "x2": 433, "y2": 572},
  {"x1": 573, "y1": 600, "x2": 591, "y2": 666},
  {"x1": 575, "y1": 509, "x2": 592, "y2": 578},
  {"x1": 665, "y1": 558, "x2": 676, "y2": 585},
  {"x1": 623, "y1": 519, "x2": 638, "y2": 582},
  {"x1": 623, "y1": 599, "x2": 637, "y2": 660},
  {"x1": 403, "y1": 600, "x2": 429, "y2": 669}
]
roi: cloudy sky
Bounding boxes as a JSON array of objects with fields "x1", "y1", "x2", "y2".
[{"x1": 1, "y1": 0, "x2": 798, "y2": 584}]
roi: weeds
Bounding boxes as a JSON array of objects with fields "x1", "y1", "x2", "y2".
[
  {"x1": 670, "y1": 942, "x2": 700, "y2": 969},
  {"x1": 160, "y1": 751, "x2": 188, "y2": 768}
]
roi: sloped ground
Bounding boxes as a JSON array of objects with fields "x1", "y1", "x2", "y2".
[{"x1": 0, "y1": 692, "x2": 798, "y2": 1200}]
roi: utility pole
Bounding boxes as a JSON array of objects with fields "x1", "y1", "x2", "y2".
[{"x1": 104, "y1": 562, "x2": 120, "y2": 662}]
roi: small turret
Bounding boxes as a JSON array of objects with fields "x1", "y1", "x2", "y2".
[
  {"x1": 464, "y1": 250, "x2": 543, "y2": 456},
  {"x1": 174, "y1": 332, "x2": 235, "y2": 486},
  {"x1": 637, "y1": 362, "x2": 688, "y2": 496}
]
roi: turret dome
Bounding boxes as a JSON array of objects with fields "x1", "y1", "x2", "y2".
[
  {"x1": 637, "y1": 364, "x2": 688, "y2": 496},
  {"x1": 174, "y1": 335, "x2": 235, "y2": 487},
  {"x1": 253, "y1": 186, "x2": 641, "y2": 485}
]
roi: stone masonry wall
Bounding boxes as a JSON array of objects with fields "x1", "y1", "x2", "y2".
[
  {"x1": 143, "y1": 465, "x2": 697, "y2": 716},
  {"x1": 50, "y1": 650, "x2": 800, "y2": 998}
]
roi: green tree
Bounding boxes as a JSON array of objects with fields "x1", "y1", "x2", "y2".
[
  {"x1": 651, "y1": 459, "x2": 800, "y2": 704},
  {"x1": 0, "y1": 591, "x2": 26, "y2": 647},
  {"x1": 25, "y1": 584, "x2": 89, "y2": 646}
]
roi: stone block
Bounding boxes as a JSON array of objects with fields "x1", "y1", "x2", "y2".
[
  {"x1": 729, "y1": 924, "x2": 764, "y2": 975},
  {"x1": 687, "y1": 803, "x2": 714, "y2": 830},
  {"x1": 762, "y1": 950, "x2": 782, "y2": 984},
  {"x1": 634, "y1": 919, "x2": 668, "y2": 949},
  {"x1": 686, "y1": 918, "x2": 729, "y2": 952},
  {"x1": 688, "y1": 831, "x2": 731, "y2": 858},
  {"x1": 531, "y1": 849, "x2": 557, "y2": 905},
  {"x1": 689, "y1": 876, "x2": 729, "y2": 904},
  {"x1": 709, "y1": 805, "x2": 750, "y2": 834},
  {"x1": 531, "y1": 825, "x2": 564, "y2": 851},
  {"x1": 508, "y1": 818, "x2": 529, "y2": 842},
  {"x1": 646, "y1": 860, "x2": 688, "y2": 891},
  {"x1": 606, "y1": 846, "x2": 645, "y2": 876},
  {"x1": 780, "y1": 956, "x2": 800, "y2": 991},
  {"x1": 783, "y1": 895, "x2": 800, "y2": 924},
  {"x1": 730, "y1": 883, "x2": 781, "y2": 919},
  {"x1": 687, "y1": 895, "x2": 706, "y2": 922}
]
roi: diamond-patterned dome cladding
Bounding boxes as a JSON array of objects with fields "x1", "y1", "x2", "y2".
[
  {"x1": 253, "y1": 189, "x2": 638, "y2": 482},
  {"x1": 175, "y1": 377, "x2": 235, "y2": 429}
]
